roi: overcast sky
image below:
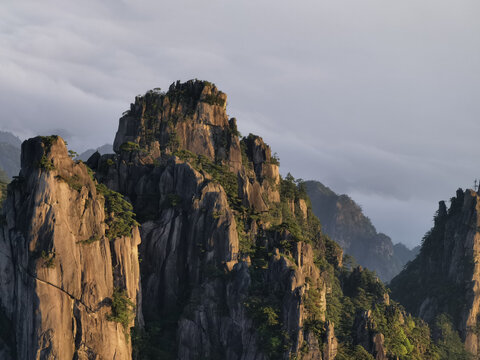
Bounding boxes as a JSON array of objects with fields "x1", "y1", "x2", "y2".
[{"x1": 1, "y1": 0, "x2": 480, "y2": 248}]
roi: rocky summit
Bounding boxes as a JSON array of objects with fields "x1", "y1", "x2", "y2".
[{"x1": 0, "y1": 79, "x2": 474, "y2": 359}]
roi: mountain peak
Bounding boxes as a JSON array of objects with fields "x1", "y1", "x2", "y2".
[
  {"x1": 113, "y1": 79, "x2": 241, "y2": 171},
  {"x1": 0, "y1": 131, "x2": 22, "y2": 148},
  {"x1": 20, "y1": 135, "x2": 67, "y2": 174}
]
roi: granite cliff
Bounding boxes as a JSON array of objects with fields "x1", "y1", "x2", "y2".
[
  {"x1": 88, "y1": 80, "x2": 341, "y2": 359},
  {"x1": 0, "y1": 80, "x2": 453, "y2": 359},
  {"x1": 0, "y1": 136, "x2": 141, "y2": 359},
  {"x1": 391, "y1": 188, "x2": 480, "y2": 358}
]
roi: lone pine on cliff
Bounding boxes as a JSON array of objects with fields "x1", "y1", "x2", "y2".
[{"x1": 0, "y1": 79, "x2": 473, "y2": 360}]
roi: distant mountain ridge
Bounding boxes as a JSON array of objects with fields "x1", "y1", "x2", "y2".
[
  {"x1": 304, "y1": 180, "x2": 418, "y2": 281},
  {"x1": 0, "y1": 131, "x2": 114, "y2": 178},
  {"x1": 77, "y1": 144, "x2": 113, "y2": 161},
  {"x1": 0, "y1": 131, "x2": 21, "y2": 148},
  {"x1": 0, "y1": 131, "x2": 21, "y2": 178}
]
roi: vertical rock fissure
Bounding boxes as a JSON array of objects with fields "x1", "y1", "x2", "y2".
[{"x1": 73, "y1": 302, "x2": 82, "y2": 355}]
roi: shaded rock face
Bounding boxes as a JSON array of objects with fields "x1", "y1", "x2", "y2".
[
  {"x1": 135, "y1": 159, "x2": 240, "y2": 321},
  {"x1": 304, "y1": 180, "x2": 417, "y2": 282},
  {"x1": 323, "y1": 321, "x2": 338, "y2": 360},
  {"x1": 265, "y1": 244, "x2": 327, "y2": 356},
  {"x1": 353, "y1": 310, "x2": 388, "y2": 360},
  {"x1": 0, "y1": 136, "x2": 141, "y2": 359},
  {"x1": 390, "y1": 188, "x2": 480, "y2": 357}
]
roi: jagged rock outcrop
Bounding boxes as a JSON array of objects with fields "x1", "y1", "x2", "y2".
[
  {"x1": 265, "y1": 245, "x2": 327, "y2": 355},
  {"x1": 323, "y1": 321, "x2": 338, "y2": 360},
  {"x1": 0, "y1": 80, "x2": 449, "y2": 360},
  {"x1": 87, "y1": 80, "x2": 344, "y2": 359},
  {"x1": 304, "y1": 180, "x2": 418, "y2": 282},
  {"x1": 0, "y1": 136, "x2": 141, "y2": 359},
  {"x1": 354, "y1": 310, "x2": 388, "y2": 360},
  {"x1": 390, "y1": 188, "x2": 480, "y2": 357},
  {"x1": 87, "y1": 80, "x2": 443, "y2": 360},
  {"x1": 372, "y1": 334, "x2": 387, "y2": 360}
]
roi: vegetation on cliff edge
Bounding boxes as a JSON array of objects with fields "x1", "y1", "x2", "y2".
[{"x1": 96, "y1": 183, "x2": 139, "y2": 240}]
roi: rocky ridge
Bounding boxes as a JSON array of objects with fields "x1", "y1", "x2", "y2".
[{"x1": 0, "y1": 80, "x2": 449, "y2": 359}]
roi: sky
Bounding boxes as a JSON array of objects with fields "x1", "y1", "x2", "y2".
[{"x1": 1, "y1": 0, "x2": 480, "y2": 248}]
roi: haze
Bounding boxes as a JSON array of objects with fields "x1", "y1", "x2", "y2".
[{"x1": 1, "y1": 0, "x2": 479, "y2": 248}]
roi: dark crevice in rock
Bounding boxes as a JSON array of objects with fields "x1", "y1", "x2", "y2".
[
  {"x1": 22, "y1": 267, "x2": 94, "y2": 313},
  {"x1": 73, "y1": 303, "x2": 82, "y2": 352}
]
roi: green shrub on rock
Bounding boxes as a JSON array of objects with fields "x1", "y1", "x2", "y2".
[
  {"x1": 107, "y1": 288, "x2": 136, "y2": 334},
  {"x1": 120, "y1": 141, "x2": 140, "y2": 152},
  {"x1": 96, "y1": 183, "x2": 139, "y2": 240}
]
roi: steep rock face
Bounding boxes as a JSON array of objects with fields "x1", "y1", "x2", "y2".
[
  {"x1": 304, "y1": 180, "x2": 417, "y2": 282},
  {"x1": 139, "y1": 162, "x2": 239, "y2": 317},
  {"x1": 92, "y1": 80, "x2": 442, "y2": 360},
  {"x1": 390, "y1": 188, "x2": 480, "y2": 356},
  {"x1": 353, "y1": 310, "x2": 388, "y2": 360},
  {"x1": 176, "y1": 261, "x2": 262, "y2": 360},
  {"x1": 88, "y1": 81, "x2": 346, "y2": 359},
  {"x1": 265, "y1": 244, "x2": 327, "y2": 356},
  {"x1": 0, "y1": 136, "x2": 140, "y2": 359},
  {"x1": 323, "y1": 322, "x2": 338, "y2": 360}
]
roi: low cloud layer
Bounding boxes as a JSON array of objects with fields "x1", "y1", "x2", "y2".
[{"x1": 1, "y1": 0, "x2": 479, "y2": 247}]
